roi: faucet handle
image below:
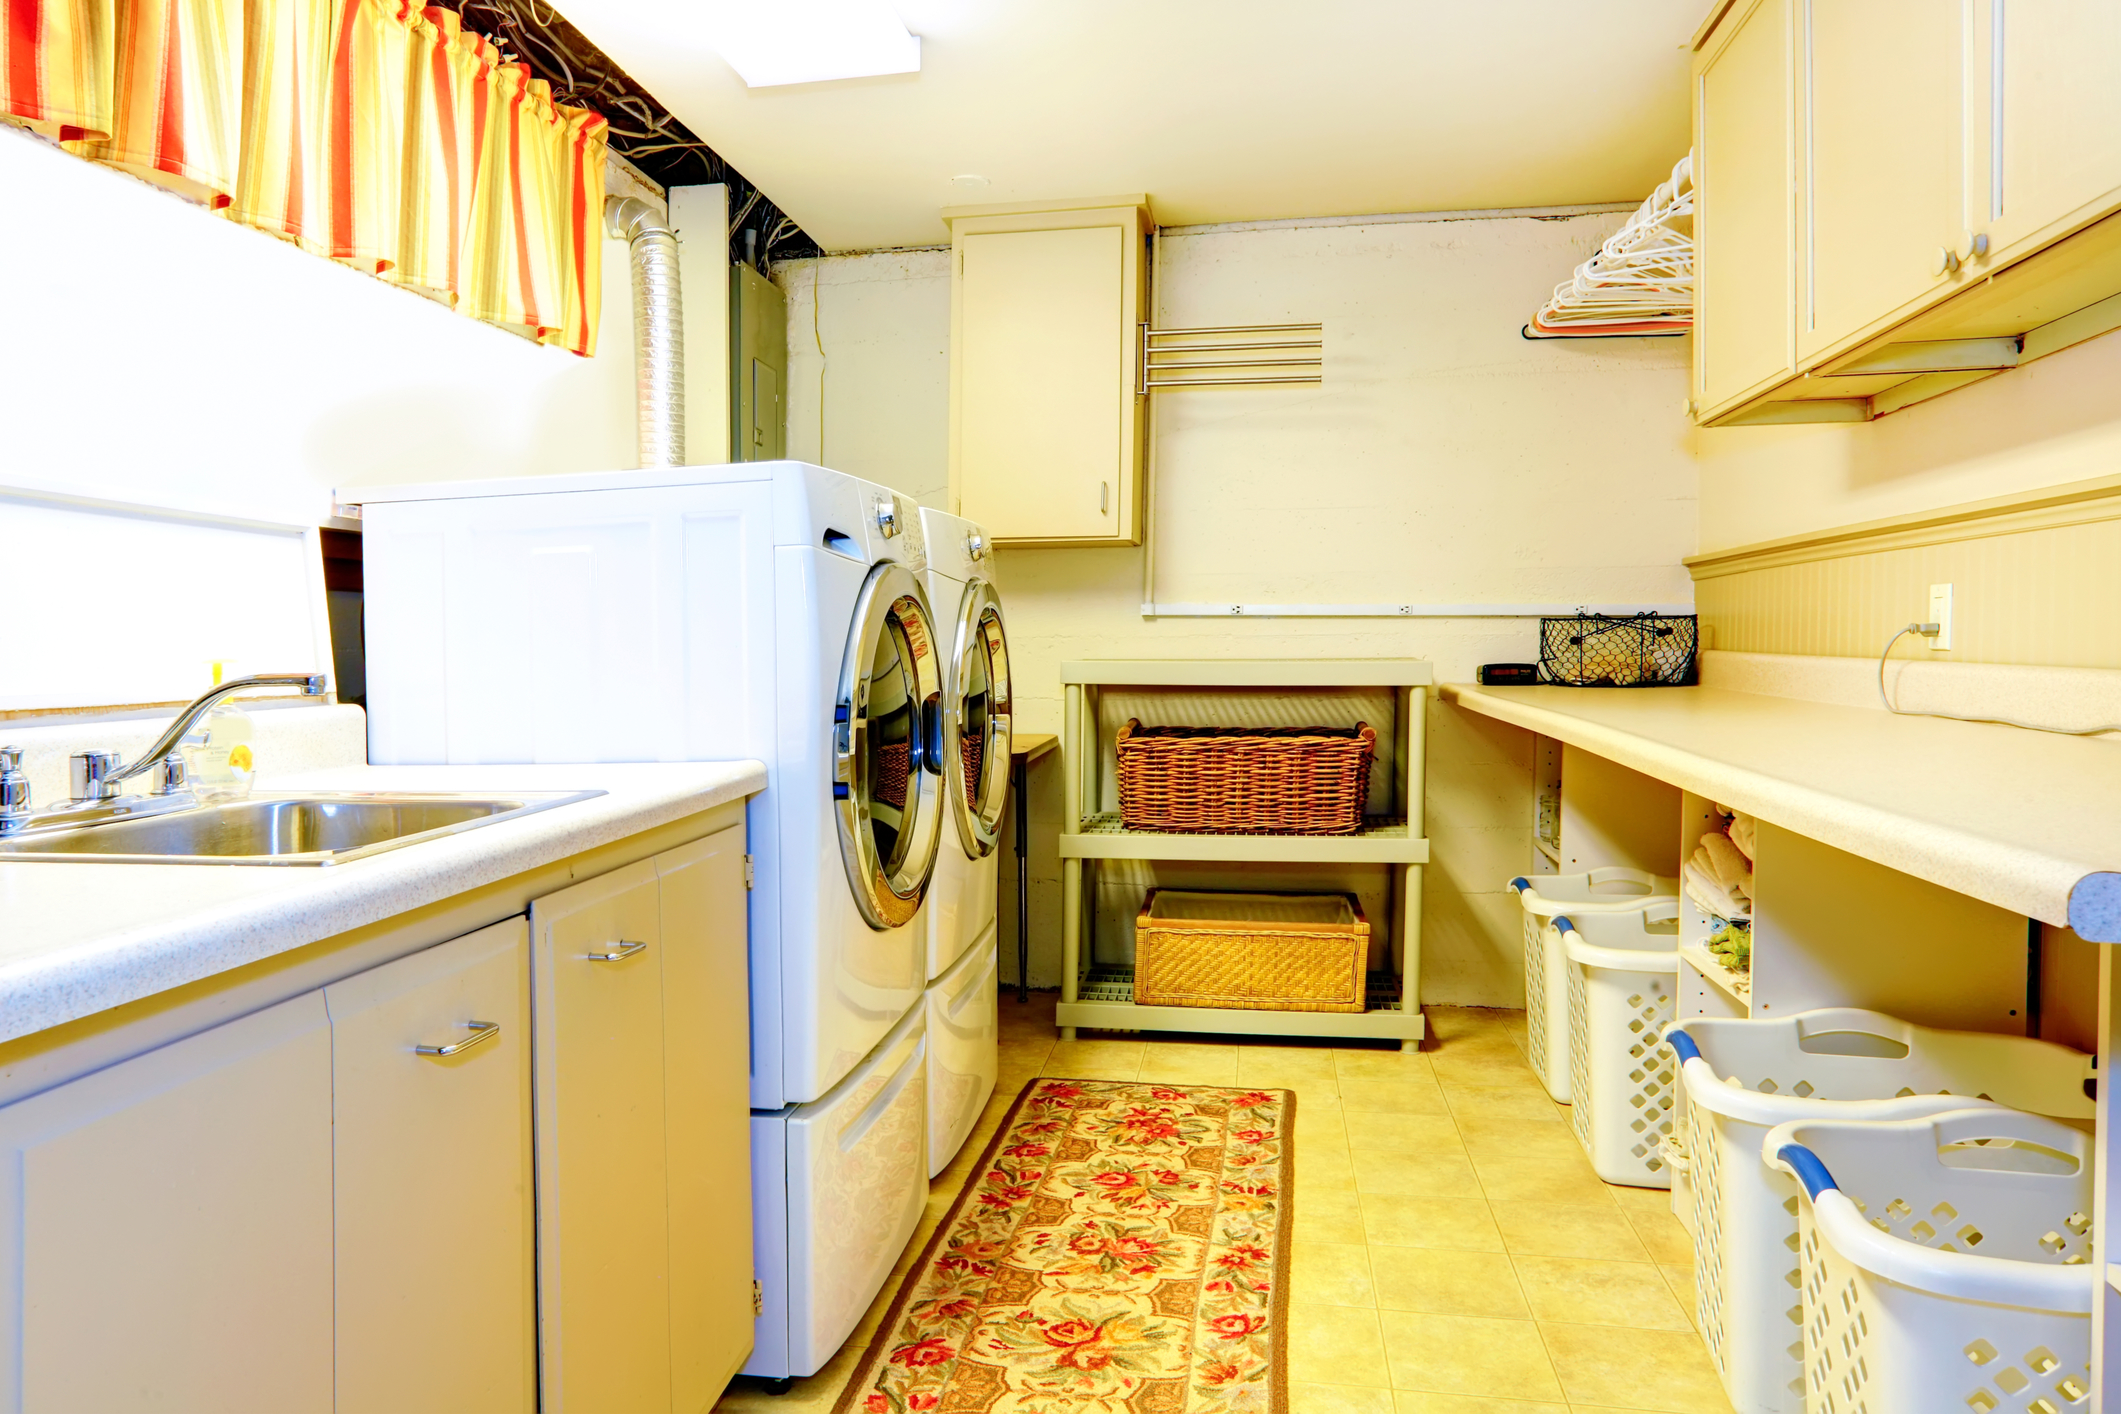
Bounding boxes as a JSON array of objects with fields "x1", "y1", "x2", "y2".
[
  {"x1": 70, "y1": 751, "x2": 122, "y2": 803},
  {"x1": 150, "y1": 754, "x2": 189, "y2": 796}
]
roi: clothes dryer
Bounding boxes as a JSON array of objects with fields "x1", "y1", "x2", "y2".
[
  {"x1": 917, "y1": 506, "x2": 1013, "y2": 983},
  {"x1": 914, "y1": 506, "x2": 1010, "y2": 1175},
  {"x1": 346, "y1": 461, "x2": 947, "y2": 1381}
]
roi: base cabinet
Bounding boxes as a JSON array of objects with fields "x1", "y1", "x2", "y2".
[
  {"x1": 0, "y1": 993, "x2": 336, "y2": 1414},
  {"x1": 0, "y1": 818, "x2": 751, "y2": 1414},
  {"x1": 532, "y1": 823, "x2": 754, "y2": 1414},
  {"x1": 328, "y1": 917, "x2": 536, "y2": 1414}
]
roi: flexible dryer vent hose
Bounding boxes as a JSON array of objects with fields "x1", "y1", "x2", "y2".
[{"x1": 605, "y1": 196, "x2": 685, "y2": 468}]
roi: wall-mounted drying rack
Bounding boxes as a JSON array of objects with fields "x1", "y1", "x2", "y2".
[{"x1": 1137, "y1": 323, "x2": 1324, "y2": 390}]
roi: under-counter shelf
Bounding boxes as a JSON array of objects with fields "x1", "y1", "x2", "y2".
[{"x1": 1680, "y1": 941, "x2": 1751, "y2": 1009}]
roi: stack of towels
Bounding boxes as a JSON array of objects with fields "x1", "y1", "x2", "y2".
[{"x1": 1685, "y1": 809, "x2": 1756, "y2": 920}]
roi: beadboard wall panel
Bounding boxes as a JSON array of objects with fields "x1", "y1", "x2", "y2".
[{"x1": 1692, "y1": 478, "x2": 2121, "y2": 668}]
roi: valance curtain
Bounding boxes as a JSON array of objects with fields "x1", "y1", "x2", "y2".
[{"x1": 2, "y1": 0, "x2": 607, "y2": 354}]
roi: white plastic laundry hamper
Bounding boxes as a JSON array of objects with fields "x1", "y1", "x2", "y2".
[
  {"x1": 1556, "y1": 898, "x2": 1681, "y2": 1186},
  {"x1": 1666, "y1": 1009, "x2": 2095, "y2": 1414},
  {"x1": 1765, "y1": 1108, "x2": 2096, "y2": 1414},
  {"x1": 1509, "y1": 869, "x2": 1676, "y2": 1103}
]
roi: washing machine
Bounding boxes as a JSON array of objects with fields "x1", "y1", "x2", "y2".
[
  {"x1": 915, "y1": 507, "x2": 1010, "y2": 1175},
  {"x1": 345, "y1": 461, "x2": 945, "y2": 1380}
]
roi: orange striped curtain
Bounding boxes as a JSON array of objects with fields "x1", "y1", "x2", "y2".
[{"x1": 3, "y1": 0, "x2": 607, "y2": 355}]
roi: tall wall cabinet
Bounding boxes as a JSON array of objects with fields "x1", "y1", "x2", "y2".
[
  {"x1": 1693, "y1": 0, "x2": 2121, "y2": 426},
  {"x1": 945, "y1": 195, "x2": 1150, "y2": 547},
  {"x1": 0, "y1": 819, "x2": 751, "y2": 1414}
]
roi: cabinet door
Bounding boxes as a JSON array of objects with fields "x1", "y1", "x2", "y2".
[
  {"x1": 1694, "y1": 0, "x2": 1795, "y2": 413},
  {"x1": 327, "y1": 918, "x2": 534, "y2": 1414},
  {"x1": 1980, "y1": 0, "x2": 2121, "y2": 263},
  {"x1": 657, "y1": 826, "x2": 754, "y2": 1413},
  {"x1": 532, "y1": 861, "x2": 673, "y2": 1414},
  {"x1": 950, "y1": 201, "x2": 1148, "y2": 547},
  {"x1": 1798, "y1": 0, "x2": 1965, "y2": 359},
  {"x1": 0, "y1": 994, "x2": 334, "y2": 1414}
]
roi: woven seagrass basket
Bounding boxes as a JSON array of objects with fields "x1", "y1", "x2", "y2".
[
  {"x1": 1114, "y1": 718, "x2": 1376, "y2": 834},
  {"x1": 1134, "y1": 890, "x2": 1369, "y2": 1013}
]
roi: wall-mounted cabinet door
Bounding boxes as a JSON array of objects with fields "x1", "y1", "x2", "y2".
[
  {"x1": 0, "y1": 993, "x2": 335, "y2": 1414},
  {"x1": 656, "y1": 826, "x2": 754, "y2": 1411},
  {"x1": 948, "y1": 197, "x2": 1149, "y2": 548},
  {"x1": 532, "y1": 860, "x2": 673, "y2": 1414},
  {"x1": 1975, "y1": 0, "x2": 2121, "y2": 267},
  {"x1": 328, "y1": 917, "x2": 534, "y2": 1414},
  {"x1": 1797, "y1": 0, "x2": 1965, "y2": 361},
  {"x1": 1693, "y1": 0, "x2": 1796, "y2": 415}
]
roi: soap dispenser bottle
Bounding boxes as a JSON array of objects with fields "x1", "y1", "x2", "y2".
[{"x1": 182, "y1": 662, "x2": 258, "y2": 802}]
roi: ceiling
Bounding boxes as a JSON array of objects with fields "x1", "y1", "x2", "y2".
[{"x1": 552, "y1": 0, "x2": 1705, "y2": 252}]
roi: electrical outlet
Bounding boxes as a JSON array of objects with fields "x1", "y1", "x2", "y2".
[{"x1": 1928, "y1": 583, "x2": 1953, "y2": 650}]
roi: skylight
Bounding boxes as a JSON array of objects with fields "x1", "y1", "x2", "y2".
[{"x1": 707, "y1": 0, "x2": 921, "y2": 88}]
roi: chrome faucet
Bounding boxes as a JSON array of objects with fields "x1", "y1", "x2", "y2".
[{"x1": 0, "y1": 672, "x2": 327, "y2": 835}]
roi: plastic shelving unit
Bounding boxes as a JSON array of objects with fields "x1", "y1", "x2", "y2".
[{"x1": 1054, "y1": 659, "x2": 1432, "y2": 1046}]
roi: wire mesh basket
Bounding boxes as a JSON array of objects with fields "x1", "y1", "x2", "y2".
[{"x1": 1539, "y1": 612, "x2": 1698, "y2": 687}]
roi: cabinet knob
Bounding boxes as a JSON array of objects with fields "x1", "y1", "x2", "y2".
[
  {"x1": 1932, "y1": 246, "x2": 1960, "y2": 276},
  {"x1": 1956, "y1": 231, "x2": 1990, "y2": 263}
]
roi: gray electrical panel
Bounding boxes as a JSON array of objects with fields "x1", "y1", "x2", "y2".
[{"x1": 730, "y1": 262, "x2": 787, "y2": 462}]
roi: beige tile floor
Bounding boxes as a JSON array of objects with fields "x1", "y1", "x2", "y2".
[{"x1": 713, "y1": 996, "x2": 1733, "y2": 1414}]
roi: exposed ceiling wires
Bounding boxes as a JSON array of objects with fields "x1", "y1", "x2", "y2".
[{"x1": 431, "y1": 0, "x2": 822, "y2": 270}]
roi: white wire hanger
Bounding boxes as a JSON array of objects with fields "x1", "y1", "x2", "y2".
[{"x1": 1525, "y1": 152, "x2": 1693, "y2": 339}]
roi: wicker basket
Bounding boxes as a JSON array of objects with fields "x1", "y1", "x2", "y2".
[
  {"x1": 1114, "y1": 719, "x2": 1376, "y2": 834},
  {"x1": 1134, "y1": 890, "x2": 1370, "y2": 1013}
]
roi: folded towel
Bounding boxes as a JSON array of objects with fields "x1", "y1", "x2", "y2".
[
  {"x1": 1689, "y1": 843, "x2": 1749, "y2": 900},
  {"x1": 1684, "y1": 860, "x2": 1750, "y2": 921},
  {"x1": 1729, "y1": 812, "x2": 1757, "y2": 861},
  {"x1": 1700, "y1": 832, "x2": 1754, "y2": 895}
]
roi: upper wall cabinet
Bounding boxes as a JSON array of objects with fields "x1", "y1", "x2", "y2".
[
  {"x1": 946, "y1": 196, "x2": 1150, "y2": 548},
  {"x1": 1693, "y1": 0, "x2": 2121, "y2": 426},
  {"x1": 1797, "y1": 0, "x2": 1965, "y2": 362},
  {"x1": 1693, "y1": 0, "x2": 1795, "y2": 413},
  {"x1": 1977, "y1": 1, "x2": 2121, "y2": 266}
]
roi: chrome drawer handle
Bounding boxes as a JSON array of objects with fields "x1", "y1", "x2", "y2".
[
  {"x1": 415, "y1": 1020, "x2": 500, "y2": 1057},
  {"x1": 587, "y1": 939, "x2": 648, "y2": 962}
]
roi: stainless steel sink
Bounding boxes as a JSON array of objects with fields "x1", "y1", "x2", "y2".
[{"x1": 0, "y1": 791, "x2": 605, "y2": 865}]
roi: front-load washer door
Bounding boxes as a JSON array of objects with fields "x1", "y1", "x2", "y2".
[
  {"x1": 944, "y1": 577, "x2": 1012, "y2": 861},
  {"x1": 835, "y1": 562, "x2": 945, "y2": 930}
]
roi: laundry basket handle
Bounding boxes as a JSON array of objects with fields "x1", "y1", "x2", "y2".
[
  {"x1": 1773, "y1": 1142, "x2": 1837, "y2": 1200},
  {"x1": 1664, "y1": 1026, "x2": 1702, "y2": 1065}
]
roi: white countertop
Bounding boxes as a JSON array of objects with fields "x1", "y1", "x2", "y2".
[
  {"x1": 0, "y1": 761, "x2": 764, "y2": 1046},
  {"x1": 1439, "y1": 681, "x2": 2121, "y2": 939}
]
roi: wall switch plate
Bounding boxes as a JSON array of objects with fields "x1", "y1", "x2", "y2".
[{"x1": 1928, "y1": 583, "x2": 1953, "y2": 650}]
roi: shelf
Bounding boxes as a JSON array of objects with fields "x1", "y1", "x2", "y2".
[
  {"x1": 1062, "y1": 659, "x2": 1433, "y2": 688},
  {"x1": 1680, "y1": 942, "x2": 1752, "y2": 1008},
  {"x1": 1059, "y1": 969, "x2": 1425, "y2": 1042},
  {"x1": 1060, "y1": 814, "x2": 1429, "y2": 864},
  {"x1": 1533, "y1": 837, "x2": 1560, "y2": 866},
  {"x1": 1440, "y1": 677, "x2": 2121, "y2": 939}
]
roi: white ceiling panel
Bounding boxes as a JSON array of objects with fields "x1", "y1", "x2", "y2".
[{"x1": 556, "y1": 0, "x2": 1705, "y2": 251}]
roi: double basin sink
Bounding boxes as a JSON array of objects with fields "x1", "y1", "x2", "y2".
[{"x1": 0, "y1": 792, "x2": 603, "y2": 865}]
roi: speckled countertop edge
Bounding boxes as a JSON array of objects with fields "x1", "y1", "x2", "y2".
[
  {"x1": 1439, "y1": 682, "x2": 2100, "y2": 928},
  {"x1": 0, "y1": 761, "x2": 765, "y2": 1045}
]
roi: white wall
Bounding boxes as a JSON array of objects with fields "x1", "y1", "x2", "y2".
[
  {"x1": 778, "y1": 248, "x2": 952, "y2": 508},
  {"x1": 1, "y1": 124, "x2": 727, "y2": 709},
  {"x1": 1693, "y1": 328, "x2": 2121, "y2": 553},
  {"x1": 778, "y1": 211, "x2": 1699, "y2": 1005}
]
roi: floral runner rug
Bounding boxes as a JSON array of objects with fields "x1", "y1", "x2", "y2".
[{"x1": 834, "y1": 1077, "x2": 1294, "y2": 1414}]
